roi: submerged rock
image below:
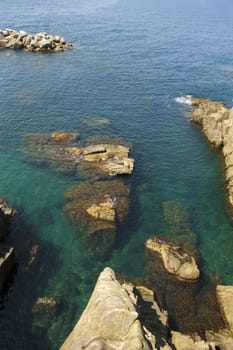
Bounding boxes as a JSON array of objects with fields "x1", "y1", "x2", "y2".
[
  {"x1": 24, "y1": 131, "x2": 134, "y2": 179},
  {"x1": 33, "y1": 296, "x2": 60, "y2": 314},
  {"x1": 60, "y1": 267, "x2": 170, "y2": 350},
  {"x1": 146, "y1": 237, "x2": 200, "y2": 282},
  {"x1": 190, "y1": 97, "x2": 233, "y2": 208},
  {"x1": 64, "y1": 179, "x2": 130, "y2": 256},
  {"x1": 82, "y1": 117, "x2": 111, "y2": 126},
  {"x1": 163, "y1": 201, "x2": 197, "y2": 247},
  {"x1": 0, "y1": 29, "x2": 73, "y2": 52}
]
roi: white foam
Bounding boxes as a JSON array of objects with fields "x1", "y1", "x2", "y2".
[{"x1": 175, "y1": 95, "x2": 193, "y2": 105}]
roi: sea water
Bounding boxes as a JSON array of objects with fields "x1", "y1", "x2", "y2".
[{"x1": 1, "y1": 0, "x2": 233, "y2": 348}]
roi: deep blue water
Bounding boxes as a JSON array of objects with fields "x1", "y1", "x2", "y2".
[{"x1": 1, "y1": 0, "x2": 233, "y2": 348}]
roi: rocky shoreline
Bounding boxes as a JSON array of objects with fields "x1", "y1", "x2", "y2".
[
  {"x1": 0, "y1": 29, "x2": 73, "y2": 52},
  {"x1": 190, "y1": 97, "x2": 233, "y2": 208},
  {"x1": 60, "y1": 267, "x2": 233, "y2": 350}
]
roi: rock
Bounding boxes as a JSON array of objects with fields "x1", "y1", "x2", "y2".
[
  {"x1": 216, "y1": 285, "x2": 233, "y2": 331},
  {"x1": 0, "y1": 246, "x2": 15, "y2": 291},
  {"x1": 190, "y1": 97, "x2": 233, "y2": 208},
  {"x1": 205, "y1": 329, "x2": 233, "y2": 350},
  {"x1": 50, "y1": 131, "x2": 79, "y2": 144},
  {"x1": 82, "y1": 117, "x2": 111, "y2": 126},
  {"x1": 0, "y1": 39, "x2": 8, "y2": 48},
  {"x1": 64, "y1": 180, "x2": 130, "y2": 256},
  {"x1": 33, "y1": 296, "x2": 60, "y2": 314},
  {"x1": 0, "y1": 28, "x2": 73, "y2": 52},
  {"x1": 60, "y1": 267, "x2": 154, "y2": 350},
  {"x1": 171, "y1": 331, "x2": 214, "y2": 350},
  {"x1": 24, "y1": 132, "x2": 134, "y2": 179},
  {"x1": 163, "y1": 201, "x2": 197, "y2": 247},
  {"x1": 146, "y1": 237, "x2": 200, "y2": 282}
]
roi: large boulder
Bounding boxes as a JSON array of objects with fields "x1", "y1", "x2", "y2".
[
  {"x1": 146, "y1": 237, "x2": 200, "y2": 282},
  {"x1": 60, "y1": 267, "x2": 170, "y2": 350}
]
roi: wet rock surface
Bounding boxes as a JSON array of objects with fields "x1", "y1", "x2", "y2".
[
  {"x1": 190, "y1": 97, "x2": 233, "y2": 208},
  {"x1": 0, "y1": 29, "x2": 73, "y2": 52}
]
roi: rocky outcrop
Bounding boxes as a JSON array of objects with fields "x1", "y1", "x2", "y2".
[
  {"x1": 64, "y1": 180, "x2": 130, "y2": 256},
  {"x1": 24, "y1": 131, "x2": 134, "y2": 178},
  {"x1": 146, "y1": 237, "x2": 200, "y2": 282},
  {"x1": 190, "y1": 97, "x2": 233, "y2": 207},
  {"x1": 60, "y1": 267, "x2": 170, "y2": 350},
  {"x1": 60, "y1": 267, "x2": 233, "y2": 350},
  {"x1": 0, "y1": 29, "x2": 72, "y2": 52}
]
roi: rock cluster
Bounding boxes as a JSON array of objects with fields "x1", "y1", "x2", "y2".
[
  {"x1": 24, "y1": 131, "x2": 134, "y2": 178},
  {"x1": 190, "y1": 97, "x2": 233, "y2": 207},
  {"x1": 0, "y1": 29, "x2": 73, "y2": 52},
  {"x1": 61, "y1": 267, "x2": 233, "y2": 350}
]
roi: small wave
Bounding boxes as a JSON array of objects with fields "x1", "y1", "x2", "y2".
[{"x1": 175, "y1": 95, "x2": 193, "y2": 105}]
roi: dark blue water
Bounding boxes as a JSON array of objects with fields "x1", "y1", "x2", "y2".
[{"x1": 1, "y1": 0, "x2": 233, "y2": 348}]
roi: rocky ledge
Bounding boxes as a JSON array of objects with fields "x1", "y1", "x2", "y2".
[
  {"x1": 190, "y1": 97, "x2": 233, "y2": 208},
  {"x1": 60, "y1": 267, "x2": 233, "y2": 350},
  {"x1": 0, "y1": 29, "x2": 73, "y2": 52}
]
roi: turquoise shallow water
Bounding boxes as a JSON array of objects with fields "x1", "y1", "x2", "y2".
[{"x1": 1, "y1": 0, "x2": 233, "y2": 348}]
